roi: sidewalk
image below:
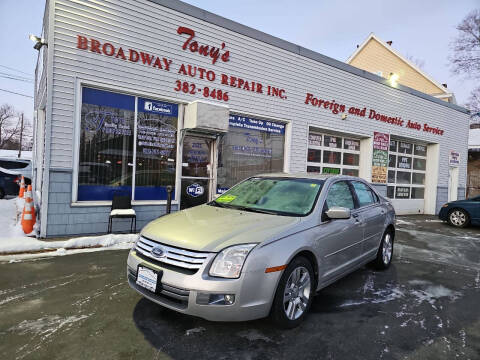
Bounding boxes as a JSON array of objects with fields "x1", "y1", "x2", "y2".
[{"x1": 0, "y1": 197, "x2": 137, "y2": 259}]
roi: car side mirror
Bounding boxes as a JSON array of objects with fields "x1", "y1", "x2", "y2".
[{"x1": 325, "y1": 206, "x2": 351, "y2": 220}]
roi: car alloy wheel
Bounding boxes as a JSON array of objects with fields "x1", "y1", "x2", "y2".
[
  {"x1": 449, "y1": 210, "x2": 466, "y2": 227},
  {"x1": 283, "y1": 266, "x2": 311, "y2": 320},
  {"x1": 382, "y1": 233, "x2": 393, "y2": 265}
]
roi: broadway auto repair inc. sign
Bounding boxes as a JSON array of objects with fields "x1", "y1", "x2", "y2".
[{"x1": 75, "y1": 25, "x2": 444, "y2": 136}]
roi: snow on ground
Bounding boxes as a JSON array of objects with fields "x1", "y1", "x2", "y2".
[{"x1": 0, "y1": 197, "x2": 137, "y2": 259}]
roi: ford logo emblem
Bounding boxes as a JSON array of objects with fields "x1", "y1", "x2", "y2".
[{"x1": 151, "y1": 246, "x2": 166, "y2": 258}]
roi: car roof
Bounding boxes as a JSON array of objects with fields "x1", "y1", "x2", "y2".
[{"x1": 254, "y1": 172, "x2": 361, "y2": 181}]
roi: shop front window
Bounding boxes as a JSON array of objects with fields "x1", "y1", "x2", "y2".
[
  {"x1": 306, "y1": 132, "x2": 360, "y2": 176},
  {"x1": 216, "y1": 114, "x2": 285, "y2": 193},
  {"x1": 78, "y1": 87, "x2": 178, "y2": 202},
  {"x1": 387, "y1": 139, "x2": 426, "y2": 200},
  {"x1": 78, "y1": 87, "x2": 134, "y2": 201}
]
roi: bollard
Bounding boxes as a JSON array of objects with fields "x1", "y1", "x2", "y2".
[{"x1": 166, "y1": 185, "x2": 173, "y2": 214}]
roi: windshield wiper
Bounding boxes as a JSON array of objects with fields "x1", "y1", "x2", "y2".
[
  {"x1": 207, "y1": 201, "x2": 227, "y2": 208},
  {"x1": 227, "y1": 205, "x2": 279, "y2": 215}
]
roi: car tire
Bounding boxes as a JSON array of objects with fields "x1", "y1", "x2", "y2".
[
  {"x1": 447, "y1": 208, "x2": 469, "y2": 228},
  {"x1": 373, "y1": 230, "x2": 394, "y2": 270},
  {"x1": 270, "y1": 256, "x2": 315, "y2": 329},
  {"x1": 0, "y1": 187, "x2": 5, "y2": 199}
]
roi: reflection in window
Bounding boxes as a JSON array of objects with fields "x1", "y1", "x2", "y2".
[
  {"x1": 412, "y1": 173, "x2": 425, "y2": 185},
  {"x1": 308, "y1": 149, "x2": 321, "y2": 162},
  {"x1": 352, "y1": 181, "x2": 375, "y2": 207},
  {"x1": 342, "y1": 168, "x2": 359, "y2": 176},
  {"x1": 389, "y1": 155, "x2": 396, "y2": 168},
  {"x1": 323, "y1": 151, "x2": 341, "y2": 164},
  {"x1": 135, "y1": 98, "x2": 178, "y2": 200},
  {"x1": 78, "y1": 87, "x2": 134, "y2": 201},
  {"x1": 326, "y1": 181, "x2": 355, "y2": 209},
  {"x1": 414, "y1": 144, "x2": 427, "y2": 156},
  {"x1": 396, "y1": 171, "x2": 411, "y2": 184},
  {"x1": 343, "y1": 153, "x2": 359, "y2": 166},
  {"x1": 388, "y1": 170, "x2": 395, "y2": 183},
  {"x1": 411, "y1": 187, "x2": 424, "y2": 199},
  {"x1": 307, "y1": 166, "x2": 321, "y2": 173},
  {"x1": 217, "y1": 116, "x2": 285, "y2": 192},
  {"x1": 413, "y1": 158, "x2": 426, "y2": 171}
]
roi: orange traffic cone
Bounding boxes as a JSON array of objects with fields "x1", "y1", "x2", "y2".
[
  {"x1": 19, "y1": 176, "x2": 25, "y2": 198},
  {"x1": 22, "y1": 185, "x2": 36, "y2": 234}
]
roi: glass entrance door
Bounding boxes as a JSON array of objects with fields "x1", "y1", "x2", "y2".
[{"x1": 180, "y1": 136, "x2": 214, "y2": 210}]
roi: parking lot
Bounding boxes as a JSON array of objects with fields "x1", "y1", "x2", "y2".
[{"x1": 0, "y1": 216, "x2": 479, "y2": 360}]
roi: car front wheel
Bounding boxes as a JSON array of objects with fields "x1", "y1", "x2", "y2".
[
  {"x1": 448, "y1": 208, "x2": 469, "y2": 228},
  {"x1": 270, "y1": 256, "x2": 315, "y2": 329}
]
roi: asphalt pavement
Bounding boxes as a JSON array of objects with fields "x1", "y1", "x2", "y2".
[{"x1": 0, "y1": 216, "x2": 479, "y2": 360}]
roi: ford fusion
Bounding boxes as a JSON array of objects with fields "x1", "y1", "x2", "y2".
[{"x1": 127, "y1": 174, "x2": 396, "y2": 328}]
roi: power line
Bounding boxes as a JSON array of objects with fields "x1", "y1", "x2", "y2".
[
  {"x1": 0, "y1": 88, "x2": 33, "y2": 98},
  {"x1": 0, "y1": 64, "x2": 33, "y2": 77},
  {"x1": 0, "y1": 71, "x2": 34, "y2": 81},
  {"x1": 0, "y1": 75, "x2": 34, "y2": 83}
]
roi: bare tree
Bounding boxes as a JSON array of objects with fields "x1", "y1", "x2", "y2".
[
  {"x1": 406, "y1": 54, "x2": 426, "y2": 70},
  {"x1": 450, "y1": 9, "x2": 480, "y2": 77},
  {"x1": 0, "y1": 104, "x2": 32, "y2": 150}
]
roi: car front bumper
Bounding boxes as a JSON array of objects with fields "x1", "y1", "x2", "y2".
[
  {"x1": 438, "y1": 207, "x2": 449, "y2": 221},
  {"x1": 127, "y1": 249, "x2": 281, "y2": 322}
]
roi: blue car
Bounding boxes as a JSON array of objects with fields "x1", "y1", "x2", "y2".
[
  {"x1": 0, "y1": 170, "x2": 20, "y2": 199},
  {"x1": 438, "y1": 196, "x2": 480, "y2": 227}
]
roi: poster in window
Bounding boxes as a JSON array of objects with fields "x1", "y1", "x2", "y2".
[
  {"x1": 308, "y1": 133, "x2": 322, "y2": 146},
  {"x1": 395, "y1": 186, "x2": 410, "y2": 199},
  {"x1": 371, "y1": 132, "x2": 390, "y2": 183}
]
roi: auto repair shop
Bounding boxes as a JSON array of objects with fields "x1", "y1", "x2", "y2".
[{"x1": 32, "y1": 0, "x2": 470, "y2": 237}]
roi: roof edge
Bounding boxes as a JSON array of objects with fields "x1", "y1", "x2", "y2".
[{"x1": 148, "y1": 0, "x2": 468, "y2": 114}]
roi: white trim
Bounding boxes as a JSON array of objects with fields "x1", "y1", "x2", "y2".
[
  {"x1": 70, "y1": 200, "x2": 179, "y2": 207},
  {"x1": 39, "y1": 0, "x2": 55, "y2": 238},
  {"x1": 71, "y1": 77, "x2": 81, "y2": 203},
  {"x1": 132, "y1": 97, "x2": 138, "y2": 200},
  {"x1": 346, "y1": 33, "x2": 450, "y2": 95}
]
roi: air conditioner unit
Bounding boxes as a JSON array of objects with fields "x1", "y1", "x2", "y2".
[{"x1": 184, "y1": 100, "x2": 229, "y2": 134}]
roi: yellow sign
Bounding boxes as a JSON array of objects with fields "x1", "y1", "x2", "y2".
[{"x1": 216, "y1": 194, "x2": 237, "y2": 203}]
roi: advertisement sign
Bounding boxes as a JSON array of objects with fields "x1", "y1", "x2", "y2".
[
  {"x1": 372, "y1": 132, "x2": 390, "y2": 183},
  {"x1": 229, "y1": 115, "x2": 285, "y2": 134},
  {"x1": 449, "y1": 150, "x2": 460, "y2": 167}
]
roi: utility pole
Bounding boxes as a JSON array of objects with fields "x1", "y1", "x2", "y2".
[{"x1": 18, "y1": 112, "x2": 24, "y2": 158}]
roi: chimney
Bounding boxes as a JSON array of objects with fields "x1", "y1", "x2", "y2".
[
  {"x1": 442, "y1": 83, "x2": 447, "y2": 88},
  {"x1": 386, "y1": 41, "x2": 393, "y2": 46}
]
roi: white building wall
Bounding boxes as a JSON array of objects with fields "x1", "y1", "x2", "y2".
[{"x1": 36, "y1": 0, "x2": 470, "y2": 235}]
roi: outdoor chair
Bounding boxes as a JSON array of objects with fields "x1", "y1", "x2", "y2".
[{"x1": 108, "y1": 195, "x2": 136, "y2": 233}]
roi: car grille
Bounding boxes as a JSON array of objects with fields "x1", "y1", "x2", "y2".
[{"x1": 135, "y1": 236, "x2": 211, "y2": 271}]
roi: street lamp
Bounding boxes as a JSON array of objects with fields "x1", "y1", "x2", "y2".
[{"x1": 29, "y1": 34, "x2": 47, "y2": 50}]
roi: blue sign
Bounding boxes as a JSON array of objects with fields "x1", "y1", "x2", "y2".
[
  {"x1": 138, "y1": 98, "x2": 178, "y2": 117},
  {"x1": 186, "y1": 183, "x2": 204, "y2": 197},
  {"x1": 229, "y1": 115, "x2": 285, "y2": 134}
]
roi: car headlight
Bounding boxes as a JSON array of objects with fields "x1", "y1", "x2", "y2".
[{"x1": 209, "y1": 244, "x2": 257, "y2": 279}]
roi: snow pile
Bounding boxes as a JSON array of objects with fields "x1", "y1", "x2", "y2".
[
  {"x1": 0, "y1": 197, "x2": 138, "y2": 257},
  {"x1": 469, "y1": 128, "x2": 480, "y2": 147}
]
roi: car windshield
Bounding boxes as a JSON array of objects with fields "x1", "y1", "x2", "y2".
[{"x1": 210, "y1": 177, "x2": 324, "y2": 216}]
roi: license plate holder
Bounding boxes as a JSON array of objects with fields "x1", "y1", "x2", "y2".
[{"x1": 136, "y1": 265, "x2": 163, "y2": 293}]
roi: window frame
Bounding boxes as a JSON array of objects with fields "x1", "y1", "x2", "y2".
[
  {"x1": 306, "y1": 131, "x2": 361, "y2": 176},
  {"x1": 72, "y1": 81, "x2": 184, "y2": 206},
  {"x1": 387, "y1": 138, "x2": 426, "y2": 200}
]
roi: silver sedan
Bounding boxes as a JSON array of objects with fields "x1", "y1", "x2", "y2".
[{"x1": 127, "y1": 173, "x2": 396, "y2": 328}]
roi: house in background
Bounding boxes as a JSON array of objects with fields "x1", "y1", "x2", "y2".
[{"x1": 346, "y1": 33, "x2": 456, "y2": 104}]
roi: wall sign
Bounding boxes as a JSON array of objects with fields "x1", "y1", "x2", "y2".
[
  {"x1": 449, "y1": 150, "x2": 460, "y2": 167},
  {"x1": 395, "y1": 186, "x2": 410, "y2": 199},
  {"x1": 229, "y1": 115, "x2": 285, "y2": 134},
  {"x1": 372, "y1": 132, "x2": 390, "y2": 183}
]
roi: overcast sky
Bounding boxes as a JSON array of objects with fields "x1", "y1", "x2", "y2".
[{"x1": 0, "y1": 0, "x2": 477, "y2": 121}]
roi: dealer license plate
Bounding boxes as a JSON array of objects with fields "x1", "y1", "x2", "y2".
[{"x1": 136, "y1": 266, "x2": 161, "y2": 293}]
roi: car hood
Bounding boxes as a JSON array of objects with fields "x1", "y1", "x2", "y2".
[{"x1": 141, "y1": 204, "x2": 301, "y2": 252}]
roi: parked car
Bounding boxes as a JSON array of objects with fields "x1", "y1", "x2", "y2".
[
  {"x1": 0, "y1": 158, "x2": 32, "y2": 184},
  {"x1": 0, "y1": 170, "x2": 20, "y2": 199},
  {"x1": 127, "y1": 173, "x2": 396, "y2": 328},
  {"x1": 438, "y1": 196, "x2": 480, "y2": 227}
]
